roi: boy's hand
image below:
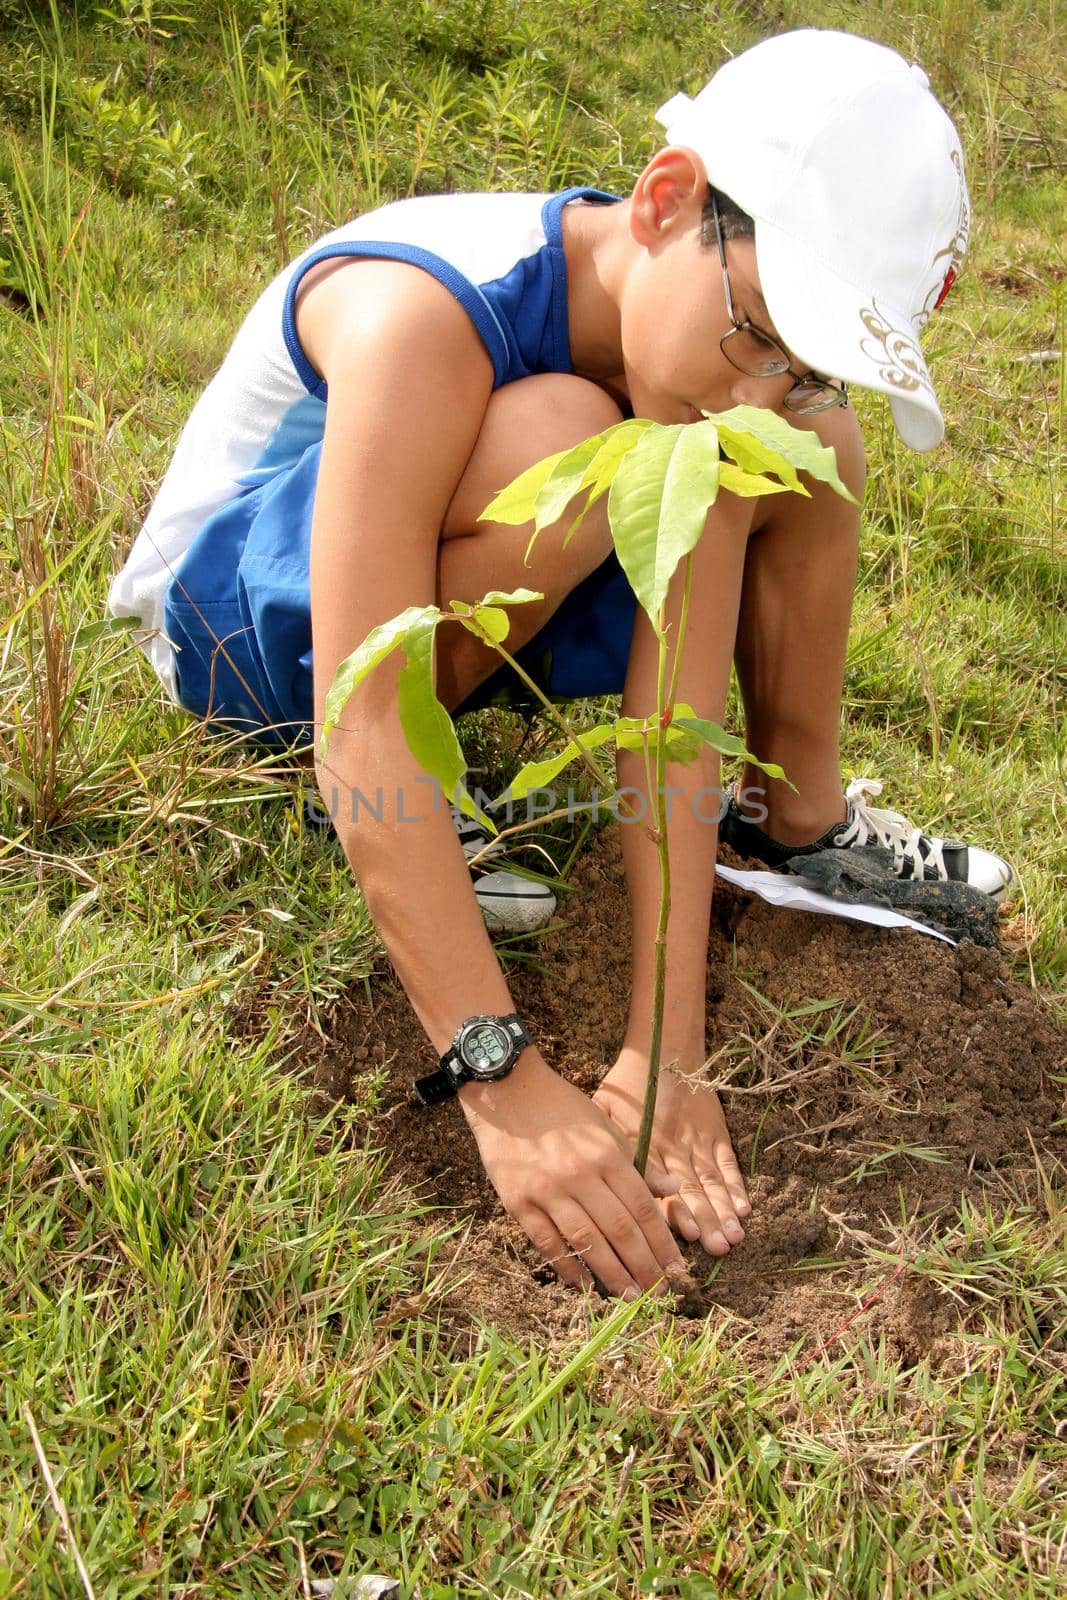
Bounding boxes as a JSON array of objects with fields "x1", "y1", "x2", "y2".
[
  {"x1": 592, "y1": 1050, "x2": 752, "y2": 1257},
  {"x1": 459, "y1": 1053, "x2": 688, "y2": 1297}
]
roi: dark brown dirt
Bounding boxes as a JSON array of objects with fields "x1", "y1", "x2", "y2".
[{"x1": 301, "y1": 827, "x2": 1066, "y2": 1366}]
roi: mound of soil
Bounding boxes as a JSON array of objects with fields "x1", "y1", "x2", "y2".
[{"x1": 303, "y1": 828, "x2": 1066, "y2": 1365}]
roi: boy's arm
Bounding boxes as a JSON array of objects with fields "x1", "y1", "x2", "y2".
[{"x1": 300, "y1": 261, "x2": 686, "y2": 1297}]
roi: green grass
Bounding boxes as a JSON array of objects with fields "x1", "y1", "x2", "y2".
[{"x1": 1, "y1": 1, "x2": 1064, "y2": 1595}]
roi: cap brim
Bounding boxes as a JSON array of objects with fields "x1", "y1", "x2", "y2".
[{"x1": 753, "y1": 217, "x2": 946, "y2": 451}]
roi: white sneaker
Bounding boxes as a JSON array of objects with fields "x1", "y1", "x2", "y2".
[
  {"x1": 450, "y1": 804, "x2": 557, "y2": 932},
  {"x1": 471, "y1": 870, "x2": 557, "y2": 933}
]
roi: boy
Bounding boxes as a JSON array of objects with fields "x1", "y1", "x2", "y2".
[{"x1": 110, "y1": 29, "x2": 1013, "y2": 1301}]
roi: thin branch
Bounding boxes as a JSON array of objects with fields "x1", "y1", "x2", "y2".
[{"x1": 465, "y1": 619, "x2": 617, "y2": 795}]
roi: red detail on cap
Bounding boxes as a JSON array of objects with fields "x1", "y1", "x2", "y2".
[{"x1": 934, "y1": 266, "x2": 956, "y2": 311}]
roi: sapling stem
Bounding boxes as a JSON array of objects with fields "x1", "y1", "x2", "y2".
[
  {"x1": 633, "y1": 582, "x2": 678, "y2": 1177},
  {"x1": 665, "y1": 552, "x2": 695, "y2": 718}
]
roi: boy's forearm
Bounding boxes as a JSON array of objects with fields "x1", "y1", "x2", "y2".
[{"x1": 315, "y1": 730, "x2": 519, "y2": 1063}]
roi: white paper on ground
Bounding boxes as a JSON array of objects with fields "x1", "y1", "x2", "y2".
[{"x1": 714, "y1": 863, "x2": 958, "y2": 946}]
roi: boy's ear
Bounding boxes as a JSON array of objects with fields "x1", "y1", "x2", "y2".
[{"x1": 630, "y1": 146, "x2": 708, "y2": 245}]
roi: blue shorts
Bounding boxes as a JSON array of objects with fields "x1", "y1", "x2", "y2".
[{"x1": 163, "y1": 440, "x2": 637, "y2": 747}]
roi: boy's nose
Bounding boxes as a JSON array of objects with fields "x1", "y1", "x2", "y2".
[{"x1": 729, "y1": 372, "x2": 791, "y2": 412}]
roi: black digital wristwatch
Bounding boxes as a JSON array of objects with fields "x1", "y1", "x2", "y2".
[{"x1": 412, "y1": 1013, "x2": 533, "y2": 1105}]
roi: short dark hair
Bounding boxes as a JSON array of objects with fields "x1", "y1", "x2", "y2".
[{"x1": 701, "y1": 184, "x2": 754, "y2": 247}]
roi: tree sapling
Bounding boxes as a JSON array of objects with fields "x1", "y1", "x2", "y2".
[{"x1": 321, "y1": 405, "x2": 856, "y2": 1183}]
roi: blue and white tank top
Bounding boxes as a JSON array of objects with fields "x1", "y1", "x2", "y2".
[{"x1": 109, "y1": 186, "x2": 620, "y2": 699}]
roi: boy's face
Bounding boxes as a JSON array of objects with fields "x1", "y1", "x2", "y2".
[{"x1": 619, "y1": 149, "x2": 817, "y2": 424}]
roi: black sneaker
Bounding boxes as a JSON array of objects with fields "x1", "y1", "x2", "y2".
[{"x1": 719, "y1": 777, "x2": 1014, "y2": 901}]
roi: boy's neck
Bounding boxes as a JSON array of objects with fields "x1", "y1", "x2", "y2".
[{"x1": 560, "y1": 198, "x2": 630, "y2": 396}]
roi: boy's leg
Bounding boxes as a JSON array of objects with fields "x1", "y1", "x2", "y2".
[
  {"x1": 432, "y1": 374, "x2": 621, "y2": 712},
  {"x1": 732, "y1": 407, "x2": 865, "y2": 840},
  {"x1": 729, "y1": 416, "x2": 1015, "y2": 898}
]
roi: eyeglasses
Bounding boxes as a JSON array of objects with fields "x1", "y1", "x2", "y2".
[{"x1": 710, "y1": 192, "x2": 849, "y2": 415}]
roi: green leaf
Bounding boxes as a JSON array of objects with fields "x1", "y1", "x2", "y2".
[
  {"x1": 577, "y1": 417, "x2": 655, "y2": 504},
  {"x1": 477, "y1": 420, "x2": 653, "y2": 560},
  {"x1": 673, "y1": 716, "x2": 793, "y2": 785},
  {"x1": 607, "y1": 420, "x2": 723, "y2": 623},
  {"x1": 449, "y1": 588, "x2": 543, "y2": 645},
  {"x1": 282, "y1": 1419, "x2": 323, "y2": 1449},
  {"x1": 530, "y1": 431, "x2": 607, "y2": 530},
  {"x1": 476, "y1": 587, "x2": 543, "y2": 606},
  {"x1": 680, "y1": 1580, "x2": 722, "y2": 1600},
  {"x1": 718, "y1": 460, "x2": 793, "y2": 498},
  {"x1": 551, "y1": 421, "x2": 656, "y2": 554},
  {"x1": 333, "y1": 1421, "x2": 367, "y2": 1449},
  {"x1": 396, "y1": 617, "x2": 473, "y2": 819},
  {"x1": 337, "y1": 1495, "x2": 362, "y2": 1526},
  {"x1": 72, "y1": 615, "x2": 139, "y2": 648},
  {"x1": 477, "y1": 449, "x2": 568, "y2": 526},
  {"x1": 560, "y1": 498, "x2": 594, "y2": 547},
  {"x1": 612, "y1": 714, "x2": 654, "y2": 752},
  {"x1": 660, "y1": 700, "x2": 705, "y2": 764},
  {"x1": 613, "y1": 710, "x2": 702, "y2": 765},
  {"x1": 707, "y1": 404, "x2": 858, "y2": 503},
  {"x1": 496, "y1": 723, "x2": 617, "y2": 805},
  {"x1": 715, "y1": 424, "x2": 809, "y2": 496},
  {"x1": 659, "y1": 722, "x2": 704, "y2": 764},
  {"x1": 0, "y1": 766, "x2": 37, "y2": 804},
  {"x1": 521, "y1": 431, "x2": 615, "y2": 562},
  {"x1": 463, "y1": 604, "x2": 510, "y2": 643},
  {"x1": 320, "y1": 604, "x2": 439, "y2": 753},
  {"x1": 753, "y1": 1431, "x2": 784, "y2": 1471}
]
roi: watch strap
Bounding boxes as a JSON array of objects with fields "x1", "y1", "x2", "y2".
[{"x1": 410, "y1": 1070, "x2": 458, "y2": 1107}]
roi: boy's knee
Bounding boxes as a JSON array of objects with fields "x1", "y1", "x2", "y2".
[
  {"x1": 443, "y1": 374, "x2": 623, "y2": 542},
  {"x1": 506, "y1": 377, "x2": 620, "y2": 567},
  {"x1": 508, "y1": 373, "x2": 624, "y2": 451}
]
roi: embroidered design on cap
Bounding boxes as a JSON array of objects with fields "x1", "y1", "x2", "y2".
[{"x1": 858, "y1": 302, "x2": 934, "y2": 397}]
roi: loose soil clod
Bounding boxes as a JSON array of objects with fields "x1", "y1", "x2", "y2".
[{"x1": 302, "y1": 828, "x2": 1066, "y2": 1365}]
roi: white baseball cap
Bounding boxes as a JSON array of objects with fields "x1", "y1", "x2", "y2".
[{"x1": 655, "y1": 29, "x2": 971, "y2": 450}]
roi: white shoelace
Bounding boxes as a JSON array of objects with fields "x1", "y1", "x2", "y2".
[{"x1": 835, "y1": 777, "x2": 951, "y2": 881}]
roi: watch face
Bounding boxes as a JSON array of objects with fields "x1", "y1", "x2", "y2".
[{"x1": 460, "y1": 1021, "x2": 512, "y2": 1077}]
